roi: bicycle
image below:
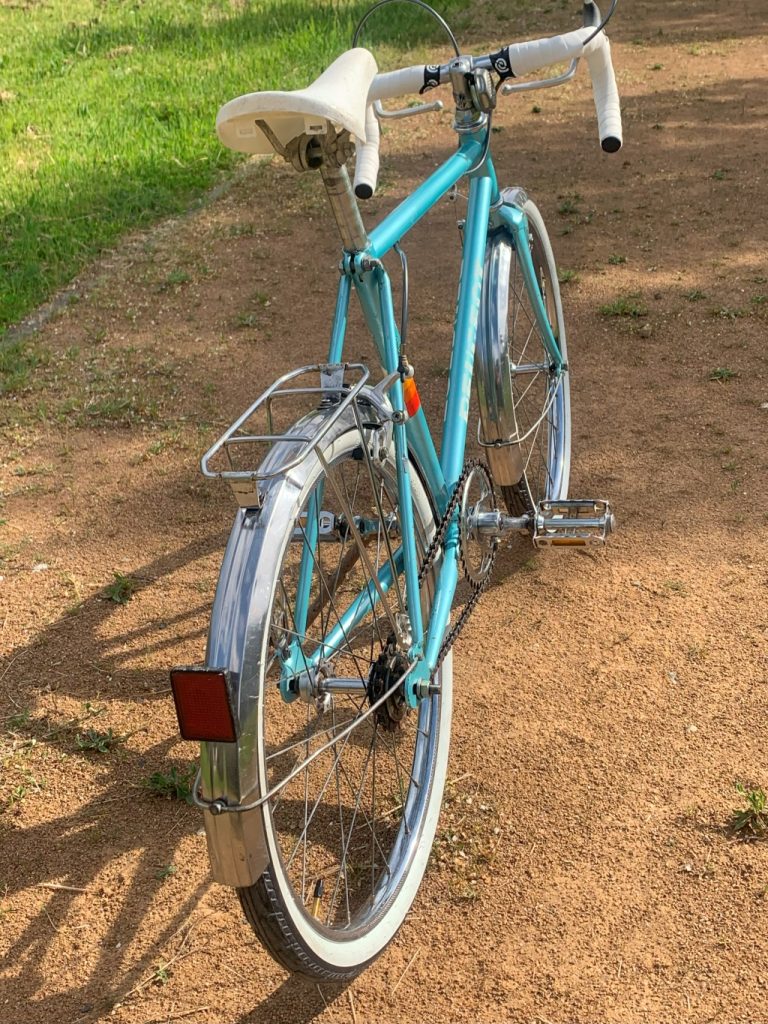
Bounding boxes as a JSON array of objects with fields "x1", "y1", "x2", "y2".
[{"x1": 169, "y1": 0, "x2": 622, "y2": 981}]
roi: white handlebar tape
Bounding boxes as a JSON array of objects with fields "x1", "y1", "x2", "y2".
[
  {"x1": 368, "y1": 64, "x2": 427, "y2": 103},
  {"x1": 353, "y1": 104, "x2": 381, "y2": 199},
  {"x1": 505, "y1": 26, "x2": 591, "y2": 76},
  {"x1": 583, "y1": 34, "x2": 623, "y2": 152}
]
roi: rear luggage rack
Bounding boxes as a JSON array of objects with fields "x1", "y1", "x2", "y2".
[{"x1": 201, "y1": 363, "x2": 369, "y2": 509}]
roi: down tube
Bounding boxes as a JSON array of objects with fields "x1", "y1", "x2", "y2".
[
  {"x1": 423, "y1": 173, "x2": 493, "y2": 674},
  {"x1": 441, "y1": 173, "x2": 494, "y2": 485}
]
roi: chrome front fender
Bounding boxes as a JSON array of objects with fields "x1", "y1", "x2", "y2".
[{"x1": 475, "y1": 188, "x2": 528, "y2": 488}]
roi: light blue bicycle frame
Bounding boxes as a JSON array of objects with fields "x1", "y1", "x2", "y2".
[{"x1": 287, "y1": 126, "x2": 564, "y2": 701}]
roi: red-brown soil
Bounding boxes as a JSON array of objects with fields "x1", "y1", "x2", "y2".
[{"x1": 1, "y1": 1, "x2": 767, "y2": 1021}]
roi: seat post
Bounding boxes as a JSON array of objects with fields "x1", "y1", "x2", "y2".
[{"x1": 320, "y1": 162, "x2": 369, "y2": 253}]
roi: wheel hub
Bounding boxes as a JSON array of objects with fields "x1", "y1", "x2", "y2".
[{"x1": 367, "y1": 637, "x2": 410, "y2": 732}]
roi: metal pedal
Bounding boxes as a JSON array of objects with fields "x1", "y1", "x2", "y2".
[{"x1": 532, "y1": 499, "x2": 615, "y2": 548}]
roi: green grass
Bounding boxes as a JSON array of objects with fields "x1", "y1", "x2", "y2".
[{"x1": 0, "y1": 0, "x2": 467, "y2": 337}]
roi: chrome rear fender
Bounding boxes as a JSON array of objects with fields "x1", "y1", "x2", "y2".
[{"x1": 197, "y1": 392, "x2": 392, "y2": 887}]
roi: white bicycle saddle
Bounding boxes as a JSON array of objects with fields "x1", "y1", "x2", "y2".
[{"x1": 216, "y1": 47, "x2": 378, "y2": 156}]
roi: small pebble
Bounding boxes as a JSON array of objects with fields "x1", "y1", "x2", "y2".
[
  {"x1": 639, "y1": 323, "x2": 653, "y2": 337},
  {"x1": 31, "y1": 562, "x2": 49, "y2": 572},
  {"x1": 685, "y1": 723, "x2": 698, "y2": 735}
]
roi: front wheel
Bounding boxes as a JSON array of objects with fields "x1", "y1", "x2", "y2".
[
  {"x1": 237, "y1": 424, "x2": 452, "y2": 980},
  {"x1": 476, "y1": 195, "x2": 571, "y2": 517}
]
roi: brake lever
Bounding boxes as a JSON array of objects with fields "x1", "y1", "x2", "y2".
[
  {"x1": 500, "y1": 57, "x2": 580, "y2": 95},
  {"x1": 373, "y1": 98, "x2": 444, "y2": 121}
]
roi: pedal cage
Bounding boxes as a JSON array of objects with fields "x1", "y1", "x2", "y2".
[{"x1": 532, "y1": 499, "x2": 615, "y2": 548}]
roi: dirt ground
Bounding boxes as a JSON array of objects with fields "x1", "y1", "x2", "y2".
[{"x1": 1, "y1": 1, "x2": 767, "y2": 1021}]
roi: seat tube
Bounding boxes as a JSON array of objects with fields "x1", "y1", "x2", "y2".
[{"x1": 377, "y1": 270, "x2": 424, "y2": 651}]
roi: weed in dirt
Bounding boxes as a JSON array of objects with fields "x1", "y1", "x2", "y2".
[
  {"x1": 0, "y1": 342, "x2": 44, "y2": 395},
  {"x1": 4, "y1": 771, "x2": 45, "y2": 812},
  {"x1": 236, "y1": 312, "x2": 259, "y2": 328},
  {"x1": 32, "y1": 346, "x2": 181, "y2": 429},
  {"x1": 663, "y1": 579, "x2": 687, "y2": 595},
  {"x1": 155, "y1": 864, "x2": 178, "y2": 881},
  {"x1": 557, "y1": 193, "x2": 582, "y2": 216},
  {"x1": 6, "y1": 785, "x2": 28, "y2": 810},
  {"x1": 228, "y1": 222, "x2": 257, "y2": 238},
  {"x1": 751, "y1": 295, "x2": 767, "y2": 306},
  {"x1": 599, "y1": 294, "x2": 648, "y2": 318},
  {"x1": 143, "y1": 765, "x2": 196, "y2": 803},
  {"x1": 158, "y1": 269, "x2": 191, "y2": 291},
  {"x1": 608, "y1": 254, "x2": 627, "y2": 265},
  {"x1": 686, "y1": 644, "x2": 708, "y2": 663},
  {"x1": 5, "y1": 708, "x2": 31, "y2": 732},
  {"x1": 531, "y1": 104, "x2": 541, "y2": 114},
  {"x1": 11, "y1": 463, "x2": 52, "y2": 478},
  {"x1": 709, "y1": 367, "x2": 738, "y2": 382},
  {"x1": 105, "y1": 571, "x2": 139, "y2": 604},
  {"x1": 730, "y1": 783, "x2": 768, "y2": 840},
  {"x1": 558, "y1": 269, "x2": 579, "y2": 285},
  {"x1": 712, "y1": 169, "x2": 727, "y2": 181},
  {"x1": 431, "y1": 777, "x2": 501, "y2": 903},
  {"x1": 152, "y1": 963, "x2": 171, "y2": 986},
  {"x1": 75, "y1": 728, "x2": 124, "y2": 754},
  {"x1": 711, "y1": 307, "x2": 747, "y2": 320},
  {"x1": 686, "y1": 289, "x2": 707, "y2": 301}
]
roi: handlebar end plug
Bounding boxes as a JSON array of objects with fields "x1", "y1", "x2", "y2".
[{"x1": 601, "y1": 136, "x2": 621, "y2": 154}]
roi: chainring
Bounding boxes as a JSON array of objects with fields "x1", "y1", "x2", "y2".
[{"x1": 459, "y1": 462, "x2": 497, "y2": 587}]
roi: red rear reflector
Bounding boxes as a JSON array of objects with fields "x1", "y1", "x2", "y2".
[{"x1": 170, "y1": 667, "x2": 237, "y2": 743}]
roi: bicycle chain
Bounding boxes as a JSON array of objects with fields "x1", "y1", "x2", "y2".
[{"x1": 417, "y1": 459, "x2": 498, "y2": 675}]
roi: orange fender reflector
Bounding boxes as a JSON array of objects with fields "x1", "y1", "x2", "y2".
[{"x1": 403, "y1": 377, "x2": 421, "y2": 417}]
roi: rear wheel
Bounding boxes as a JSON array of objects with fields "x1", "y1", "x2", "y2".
[{"x1": 238, "y1": 425, "x2": 451, "y2": 980}]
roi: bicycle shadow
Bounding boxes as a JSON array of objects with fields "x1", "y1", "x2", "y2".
[
  {"x1": 0, "y1": 532, "x2": 233, "y2": 1022},
  {"x1": 236, "y1": 974, "x2": 350, "y2": 1024}
]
